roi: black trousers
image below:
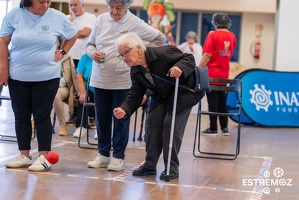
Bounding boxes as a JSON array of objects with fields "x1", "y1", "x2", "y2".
[
  {"x1": 143, "y1": 103, "x2": 192, "y2": 172},
  {"x1": 8, "y1": 78, "x2": 59, "y2": 151},
  {"x1": 206, "y1": 90, "x2": 228, "y2": 130}
]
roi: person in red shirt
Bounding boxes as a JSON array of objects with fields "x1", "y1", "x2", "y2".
[{"x1": 199, "y1": 13, "x2": 236, "y2": 136}]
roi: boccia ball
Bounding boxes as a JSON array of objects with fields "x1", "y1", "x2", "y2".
[{"x1": 46, "y1": 151, "x2": 59, "y2": 164}]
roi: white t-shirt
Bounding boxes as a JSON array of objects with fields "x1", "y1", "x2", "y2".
[
  {"x1": 177, "y1": 42, "x2": 203, "y2": 66},
  {"x1": 69, "y1": 12, "x2": 96, "y2": 60},
  {"x1": 87, "y1": 10, "x2": 165, "y2": 90},
  {"x1": 0, "y1": 7, "x2": 77, "y2": 81}
]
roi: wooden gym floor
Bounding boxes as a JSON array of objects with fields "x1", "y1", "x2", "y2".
[{"x1": 0, "y1": 86, "x2": 298, "y2": 200}]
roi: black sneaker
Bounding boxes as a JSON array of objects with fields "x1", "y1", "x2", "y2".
[
  {"x1": 222, "y1": 128, "x2": 229, "y2": 136},
  {"x1": 132, "y1": 166, "x2": 157, "y2": 176},
  {"x1": 201, "y1": 128, "x2": 218, "y2": 135},
  {"x1": 160, "y1": 170, "x2": 179, "y2": 181}
]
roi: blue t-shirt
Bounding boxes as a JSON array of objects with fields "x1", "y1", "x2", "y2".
[
  {"x1": 0, "y1": 7, "x2": 77, "y2": 81},
  {"x1": 76, "y1": 54, "x2": 94, "y2": 94}
]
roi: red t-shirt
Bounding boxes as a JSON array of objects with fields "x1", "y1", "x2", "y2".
[{"x1": 202, "y1": 30, "x2": 236, "y2": 79}]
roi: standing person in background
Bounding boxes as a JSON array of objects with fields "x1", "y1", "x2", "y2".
[
  {"x1": 86, "y1": 0, "x2": 166, "y2": 172},
  {"x1": 199, "y1": 13, "x2": 236, "y2": 136},
  {"x1": 177, "y1": 31, "x2": 203, "y2": 66},
  {"x1": 68, "y1": 0, "x2": 96, "y2": 123},
  {"x1": 68, "y1": 0, "x2": 96, "y2": 66},
  {"x1": 0, "y1": 0, "x2": 77, "y2": 171},
  {"x1": 73, "y1": 54, "x2": 97, "y2": 139}
]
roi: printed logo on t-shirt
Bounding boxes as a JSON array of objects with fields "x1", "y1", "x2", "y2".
[
  {"x1": 219, "y1": 41, "x2": 232, "y2": 56},
  {"x1": 40, "y1": 25, "x2": 50, "y2": 34},
  {"x1": 41, "y1": 26, "x2": 49, "y2": 31}
]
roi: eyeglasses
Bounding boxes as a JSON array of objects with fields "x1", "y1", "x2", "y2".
[
  {"x1": 108, "y1": 4, "x2": 125, "y2": 12},
  {"x1": 118, "y1": 47, "x2": 133, "y2": 59}
]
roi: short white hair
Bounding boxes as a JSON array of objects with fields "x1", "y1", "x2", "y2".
[
  {"x1": 105, "y1": 0, "x2": 134, "y2": 8},
  {"x1": 68, "y1": 0, "x2": 84, "y2": 5},
  {"x1": 115, "y1": 32, "x2": 146, "y2": 51}
]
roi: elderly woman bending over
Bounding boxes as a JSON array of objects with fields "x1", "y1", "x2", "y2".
[{"x1": 113, "y1": 33, "x2": 204, "y2": 180}]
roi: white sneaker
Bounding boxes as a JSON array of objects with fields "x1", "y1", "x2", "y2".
[
  {"x1": 28, "y1": 155, "x2": 51, "y2": 172},
  {"x1": 73, "y1": 127, "x2": 87, "y2": 138},
  {"x1": 107, "y1": 157, "x2": 124, "y2": 172},
  {"x1": 94, "y1": 130, "x2": 98, "y2": 140},
  {"x1": 5, "y1": 155, "x2": 33, "y2": 168},
  {"x1": 87, "y1": 154, "x2": 110, "y2": 168}
]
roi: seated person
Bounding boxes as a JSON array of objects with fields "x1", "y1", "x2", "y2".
[
  {"x1": 72, "y1": 54, "x2": 96, "y2": 139},
  {"x1": 53, "y1": 52, "x2": 78, "y2": 136}
]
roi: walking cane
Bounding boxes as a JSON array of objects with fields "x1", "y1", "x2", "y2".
[{"x1": 165, "y1": 77, "x2": 179, "y2": 182}]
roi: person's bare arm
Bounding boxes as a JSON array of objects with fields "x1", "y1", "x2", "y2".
[
  {"x1": 0, "y1": 35, "x2": 11, "y2": 86},
  {"x1": 76, "y1": 73, "x2": 87, "y2": 104},
  {"x1": 77, "y1": 27, "x2": 92, "y2": 38},
  {"x1": 199, "y1": 53, "x2": 212, "y2": 67},
  {"x1": 60, "y1": 34, "x2": 78, "y2": 53}
]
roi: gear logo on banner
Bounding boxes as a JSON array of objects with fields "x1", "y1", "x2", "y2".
[{"x1": 250, "y1": 84, "x2": 273, "y2": 111}]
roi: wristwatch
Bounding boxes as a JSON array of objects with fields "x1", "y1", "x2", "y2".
[{"x1": 59, "y1": 49, "x2": 67, "y2": 56}]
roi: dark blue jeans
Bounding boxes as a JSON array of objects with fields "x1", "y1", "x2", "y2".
[
  {"x1": 8, "y1": 78, "x2": 59, "y2": 151},
  {"x1": 94, "y1": 88, "x2": 130, "y2": 159}
]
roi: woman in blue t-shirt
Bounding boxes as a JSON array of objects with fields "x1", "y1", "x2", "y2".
[{"x1": 0, "y1": 0, "x2": 77, "y2": 172}]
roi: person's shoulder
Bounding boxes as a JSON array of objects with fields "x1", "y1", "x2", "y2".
[
  {"x1": 84, "y1": 12, "x2": 96, "y2": 19},
  {"x1": 127, "y1": 10, "x2": 143, "y2": 21},
  {"x1": 7, "y1": 7, "x2": 23, "y2": 15},
  {"x1": 150, "y1": 45, "x2": 179, "y2": 53}
]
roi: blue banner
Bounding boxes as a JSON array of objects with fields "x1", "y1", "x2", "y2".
[{"x1": 227, "y1": 69, "x2": 299, "y2": 127}]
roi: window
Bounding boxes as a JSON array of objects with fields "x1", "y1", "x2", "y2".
[{"x1": 179, "y1": 12, "x2": 199, "y2": 45}]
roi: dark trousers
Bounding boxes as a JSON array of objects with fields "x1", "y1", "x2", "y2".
[
  {"x1": 143, "y1": 104, "x2": 192, "y2": 172},
  {"x1": 75, "y1": 91, "x2": 95, "y2": 128},
  {"x1": 94, "y1": 88, "x2": 130, "y2": 159},
  {"x1": 206, "y1": 90, "x2": 228, "y2": 130},
  {"x1": 8, "y1": 78, "x2": 59, "y2": 151}
]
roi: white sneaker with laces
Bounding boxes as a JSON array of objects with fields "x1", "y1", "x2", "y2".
[
  {"x1": 5, "y1": 155, "x2": 33, "y2": 168},
  {"x1": 94, "y1": 130, "x2": 98, "y2": 140},
  {"x1": 87, "y1": 154, "x2": 110, "y2": 168},
  {"x1": 28, "y1": 155, "x2": 51, "y2": 172},
  {"x1": 107, "y1": 157, "x2": 124, "y2": 172},
  {"x1": 73, "y1": 127, "x2": 87, "y2": 138}
]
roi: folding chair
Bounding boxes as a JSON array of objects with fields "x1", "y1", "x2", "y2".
[
  {"x1": 77, "y1": 73, "x2": 97, "y2": 149},
  {"x1": 193, "y1": 78, "x2": 242, "y2": 160},
  {"x1": 77, "y1": 102, "x2": 97, "y2": 149}
]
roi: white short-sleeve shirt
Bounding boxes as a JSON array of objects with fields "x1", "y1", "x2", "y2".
[{"x1": 88, "y1": 10, "x2": 163, "y2": 90}]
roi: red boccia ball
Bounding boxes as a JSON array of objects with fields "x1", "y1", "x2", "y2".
[{"x1": 46, "y1": 151, "x2": 59, "y2": 164}]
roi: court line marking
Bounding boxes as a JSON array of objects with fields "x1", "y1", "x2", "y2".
[
  {"x1": 1, "y1": 167, "x2": 253, "y2": 194},
  {"x1": 0, "y1": 140, "x2": 272, "y2": 196},
  {"x1": 249, "y1": 157, "x2": 272, "y2": 200}
]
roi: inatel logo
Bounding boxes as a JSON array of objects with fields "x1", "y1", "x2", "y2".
[{"x1": 250, "y1": 84, "x2": 273, "y2": 112}]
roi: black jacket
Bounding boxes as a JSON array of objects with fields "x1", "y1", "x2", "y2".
[{"x1": 120, "y1": 45, "x2": 204, "y2": 117}]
